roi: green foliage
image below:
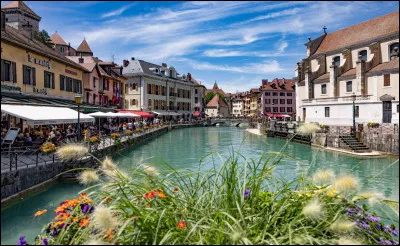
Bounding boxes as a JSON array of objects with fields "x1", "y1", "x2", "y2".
[
  {"x1": 205, "y1": 92, "x2": 215, "y2": 104},
  {"x1": 34, "y1": 29, "x2": 51, "y2": 47}
]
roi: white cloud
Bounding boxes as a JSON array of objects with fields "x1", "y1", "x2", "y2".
[
  {"x1": 101, "y1": 3, "x2": 136, "y2": 18},
  {"x1": 277, "y1": 41, "x2": 288, "y2": 53},
  {"x1": 190, "y1": 60, "x2": 282, "y2": 74},
  {"x1": 202, "y1": 49, "x2": 303, "y2": 58}
]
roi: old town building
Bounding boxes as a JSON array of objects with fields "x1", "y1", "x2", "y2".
[
  {"x1": 249, "y1": 88, "x2": 261, "y2": 115},
  {"x1": 295, "y1": 11, "x2": 399, "y2": 125},
  {"x1": 49, "y1": 31, "x2": 76, "y2": 56},
  {"x1": 261, "y1": 78, "x2": 296, "y2": 120},
  {"x1": 205, "y1": 93, "x2": 229, "y2": 117},
  {"x1": 122, "y1": 58, "x2": 195, "y2": 118},
  {"x1": 187, "y1": 73, "x2": 206, "y2": 118}
]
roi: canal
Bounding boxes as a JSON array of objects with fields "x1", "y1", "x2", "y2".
[{"x1": 1, "y1": 127, "x2": 399, "y2": 245}]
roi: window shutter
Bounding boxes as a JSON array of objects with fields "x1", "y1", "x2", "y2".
[
  {"x1": 60, "y1": 75, "x2": 64, "y2": 90},
  {"x1": 32, "y1": 67, "x2": 36, "y2": 86},
  {"x1": 52, "y1": 73, "x2": 55, "y2": 89},
  {"x1": 44, "y1": 71, "x2": 48, "y2": 88},
  {"x1": 0, "y1": 59, "x2": 4, "y2": 82},
  {"x1": 384, "y1": 74, "x2": 390, "y2": 86},
  {"x1": 23, "y1": 65, "x2": 27, "y2": 84},
  {"x1": 12, "y1": 62, "x2": 17, "y2": 83}
]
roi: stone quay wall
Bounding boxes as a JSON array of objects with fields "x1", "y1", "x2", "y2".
[
  {"x1": 360, "y1": 133, "x2": 399, "y2": 155},
  {"x1": 1, "y1": 127, "x2": 169, "y2": 202}
]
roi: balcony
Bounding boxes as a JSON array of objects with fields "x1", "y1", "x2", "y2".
[{"x1": 302, "y1": 95, "x2": 373, "y2": 104}]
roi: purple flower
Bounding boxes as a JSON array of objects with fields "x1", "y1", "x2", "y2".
[
  {"x1": 367, "y1": 214, "x2": 381, "y2": 223},
  {"x1": 59, "y1": 201, "x2": 66, "y2": 206},
  {"x1": 385, "y1": 225, "x2": 392, "y2": 233},
  {"x1": 17, "y1": 236, "x2": 28, "y2": 245},
  {"x1": 244, "y1": 189, "x2": 250, "y2": 198},
  {"x1": 41, "y1": 238, "x2": 48, "y2": 245},
  {"x1": 392, "y1": 229, "x2": 399, "y2": 236},
  {"x1": 50, "y1": 228, "x2": 58, "y2": 237},
  {"x1": 80, "y1": 204, "x2": 94, "y2": 214}
]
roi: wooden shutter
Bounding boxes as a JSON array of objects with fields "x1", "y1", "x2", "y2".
[
  {"x1": 12, "y1": 62, "x2": 17, "y2": 83},
  {"x1": 60, "y1": 75, "x2": 64, "y2": 91},
  {"x1": 0, "y1": 59, "x2": 4, "y2": 82},
  {"x1": 32, "y1": 67, "x2": 36, "y2": 86},
  {"x1": 44, "y1": 71, "x2": 48, "y2": 88},
  {"x1": 52, "y1": 73, "x2": 55, "y2": 89},
  {"x1": 384, "y1": 74, "x2": 390, "y2": 87}
]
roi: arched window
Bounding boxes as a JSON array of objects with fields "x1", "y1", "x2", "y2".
[
  {"x1": 333, "y1": 56, "x2": 340, "y2": 67},
  {"x1": 389, "y1": 42, "x2": 399, "y2": 60},
  {"x1": 358, "y1": 50, "x2": 368, "y2": 62}
]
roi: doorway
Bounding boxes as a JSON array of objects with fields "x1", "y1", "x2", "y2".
[
  {"x1": 303, "y1": 108, "x2": 306, "y2": 122},
  {"x1": 382, "y1": 101, "x2": 392, "y2": 123}
]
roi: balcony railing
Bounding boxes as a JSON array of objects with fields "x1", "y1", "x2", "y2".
[{"x1": 302, "y1": 95, "x2": 373, "y2": 104}]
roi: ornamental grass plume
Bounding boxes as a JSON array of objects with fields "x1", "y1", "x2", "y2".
[
  {"x1": 85, "y1": 239, "x2": 107, "y2": 245},
  {"x1": 102, "y1": 169, "x2": 129, "y2": 181},
  {"x1": 330, "y1": 218, "x2": 355, "y2": 233},
  {"x1": 302, "y1": 198, "x2": 326, "y2": 220},
  {"x1": 100, "y1": 157, "x2": 117, "y2": 171},
  {"x1": 77, "y1": 170, "x2": 99, "y2": 185},
  {"x1": 312, "y1": 169, "x2": 335, "y2": 185},
  {"x1": 92, "y1": 206, "x2": 117, "y2": 232},
  {"x1": 143, "y1": 164, "x2": 160, "y2": 176},
  {"x1": 334, "y1": 175, "x2": 359, "y2": 193},
  {"x1": 354, "y1": 192, "x2": 384, "y2": 206},
  {"x1": 338, "y1": 237, "x2": 363, "y2": 245},
  {"x1": 56, "y1": 144, "x2": 88, "y2": 161},
  {"x1": 296, "y1": 123, "x2": 320, "y2": 135}
]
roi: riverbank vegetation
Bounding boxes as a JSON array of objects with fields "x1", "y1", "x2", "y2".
[{"x1": 20, "y1": 126, "x2": 399, "y2": 245}]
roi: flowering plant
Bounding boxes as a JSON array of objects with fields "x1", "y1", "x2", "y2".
[
  {"x1": 110, "y1": 133, "x2": 120, "y2": 140},
  {"x1": 89, "y1": 136, "x2": 100, "y2": 143},
  {"x1": 143, "y1": 126, "x2": 149, "y2": 130},
  {"x1": 125, "y1": 130, "x2": 133, "y2": 135},
  {"x1": 135, "y1": 128, "x2": 142, "y2": 132},
  {"x1": 368, "y1": 122, "x2": 380, "y2": 128},
  {"x1": 40, "y1": 142, "x2": 56, "y2": 153}
]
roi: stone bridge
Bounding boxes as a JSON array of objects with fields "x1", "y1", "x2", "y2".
[{"x1": 207, "y1": 118, "x2": 250, "y2": 127}]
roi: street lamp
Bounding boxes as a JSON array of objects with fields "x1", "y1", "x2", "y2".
[
  {"x1": 75, "y1": 94, "x2": 83, "y2": 141},
  {"x1": 352, "y1": 93, "x2": 356, "y2": 135}
]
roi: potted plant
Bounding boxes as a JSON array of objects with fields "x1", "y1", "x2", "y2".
[
  {"x1": 125, "y1": 130, "x2": 133, "y2": 136},
  {"x1": 111, "y1": 133, "x2": 121, "y2": 140},
  {"x1": 40, "y1": 141, "x2": 56, "y2": 154}
]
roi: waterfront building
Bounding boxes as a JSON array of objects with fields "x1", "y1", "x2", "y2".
[
  {"x1": 243, "y1": 91, "x2": 251, "y2": 116},
  {"x1": 261, "y1": 78, "x2": 296, "y2": 120},
  {"x1": 49, "y1": 31, "x2": 76, "y2": 56},
  {"x1": 187, "y1": 73, "x2": 206, "y2": 118},
  {"x1": 231, "y1": 97, "x2": 244, "y2": 117},
  {"x1": 295, "y1": 11, "x2": 399, "y2": 125},
  {"x1": 205, "y1": 93, "x2": 229, "y2": 117},
  {"x1": 122, "y1": 58, "x2": 195, "y2": 118},
  {"x1": 205, "y1": 81, "x2": 225, "y2": 96},
  {"x1": 249, "y1": 88, "x2": 261, "y2": 115}
]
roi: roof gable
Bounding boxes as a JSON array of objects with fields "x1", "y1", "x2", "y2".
[
  {"x1": 77, "y1": 39, "x2": 92, "y2": 53},
  {"x1": 2, "y1": 1, "x2": 41, "y2": 19},
  {"x1": 50, "y1": 32, "x2": 68, "y2": 46}
]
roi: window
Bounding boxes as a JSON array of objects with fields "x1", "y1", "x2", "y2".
[
  {"x1": 273, "y1": 99, "x2": 278, "y2": 104},
  {"x1": 147, "y1": 84, "x2": 152, "y2": 94},
  {"x1": 170, "y1": 69, "x2": 173, "y2": 78},
  {"x1": 265, "y1": 107, "x2": 271, "y2": 112},
  {"x1": 280, "y1": 99, "x2": 285, "y2": 104},
  {"x1": 155, "y1": 85, "x2": 159, "y2": 95},
  {"x1": 280, "y1": 107, "x2": 285, "y2": 112},
  {"x1": 44, "y1": 71, "x2": 55, "y2": 89},
  {"x1": 67, "y1": 78, "x2": 73, "y2": 92},
  {"x1": 195, "y1": 97, "x2": 198, "y2": 103},
  {"x1": 358, "y1": 50, "x2": 367, "y2": 62},
  {"x1": 287, "y1": 107, "x2": 293, "y2": 112},
  {"x1": 148, "y1": 99, "x2": 152, "y2": 107},
  {"x1": 389, "y1": 42, "x2": 399, "y2": 60},
  {"x1": 287, "y1": 92, "x2": 292, "y2": 96},
  {"x1": 325, "y1": 107, "x2": 330, "y2": 117},
  {"x1": 60, "y1": 75, "x2": 66, "y2": 91},
  {"x1": 1, "y1": 59, "x2": 16, "y2": 83},
  {"x1": 93, "y1": 77, "x2": 96, "y2": 88},
  {"x1": 321, "y1": 84, "x2": 327, "y2": 94},
  {"x1": 265, "y1": 92, "x2": 270, "y2": 96},
  {"x1": 346, "y1": 81, "x2": 352, "y2": 92},
  {"x1": 195, "y1": 89, "x2": 198, "y2": 94},
  {"x1": 384, "y1": 74, "x2": 391, "y2": 87},
  {"x1": 333, "y1": 56, "x2": 340, "y2": 67},
  {"x1": 287, "y1": 99, "x2": 292, "y2": 104},
  {"x1": 280, "y1": 92, "x2": 285, "y2": 96},
  {"x1": 60, "y1": 46, "x2": 65, "y2": 53},
  {"x1": 93, "y1": 94, "x2": 96, "y2": 104},
  {"x1": 74, "y1": 80, "x2": 82, "y2": 93},
  {"x1": 272, "y1": 92, "x2": 278, "y2": 96},
  {"x1": 273, "y1": 107, "x2": 278, "y2": 112},
  {"x1": 23, "y1": 65, "x2": 36, "y2": 85},
  {"x1": 355, "y1": 106, "x2": 359, "y2": 118}
]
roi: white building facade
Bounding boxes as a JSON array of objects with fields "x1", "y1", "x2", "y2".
[
  {"x1": 122, "y1": 58, "x2": 195, "y2": 118},
  {"x1": 295, "y1": 11, "x2": 399, "y2": 126},
  {"x1": 231, "y1": 98, "x2": 244, "y2": 117}
]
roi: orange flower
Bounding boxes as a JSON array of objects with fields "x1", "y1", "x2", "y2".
[
  {"x1": 144, "y1": 191, "x2": 156, "y2": 199},
  {"x1": 135, "y1": 217, "x2": 140, "y2": 221},
  {"x1": 79, "y1": 192, "x2": 87, "y2": 197},
  {"x1": 34, "y1": 209, "x2": 47, "y2": 217},
  {"x1": 72, "y1": 217, "x2": 79, "y2": 223},
  {"x1": 157, "y1": 192, "x2": 167, "y2": 199},
  {"x1": 177, "y1": 221, "x2": 187, "y2": 229},
  {"x1": 174, "y1": 187, "x2": 179, "y2": 193},
  {"x1": 105, "y1": 229, "x2": 116, "y2": 242},
  {"x1": 79, "y1": 216, "x2": 90, "y2": 227},
  {"x1": 113, "y1": 212, "x2": 120, "y2": 216}
]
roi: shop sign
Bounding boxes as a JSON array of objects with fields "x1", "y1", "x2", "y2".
[
  {"x1": 28, "y1": 55, "x2": 51, "y2": 69},
  {"x1": 33, "y1": 87, "x2": 47, "y2": 94},
  {"x1": 65, "y1": 69, "x2": 77, "y2": 76},
  {"x1": 1, "y1": 84, "x2": 21, "y2": 92}
]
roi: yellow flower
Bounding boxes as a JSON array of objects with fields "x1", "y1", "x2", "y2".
[{"x1": 327, "y1": 187, "x2": 337, "y2": 197}]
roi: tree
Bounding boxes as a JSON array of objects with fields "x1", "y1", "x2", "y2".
[
  {"x1": 34, "y1": 29, "x2": 52, "y2": 47},
  {"x1": 205, "y1": 92, "x2": 215, "y2": 104},
  {"x1": 217, "y1": 92, "x2": 227, "y2": 103}
]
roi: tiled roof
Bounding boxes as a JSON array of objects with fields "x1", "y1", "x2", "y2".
[
  {"x1": 314, "y1": 73, "x2": 330, "y2": 81},
  {"x1": 77, "y1": 39, "x2": 92, "y2": 53},
  {"x1": 191, "y1": 77, "x2": 207, "y2": 88},
  {"x1": 367, "y1": 59, "x2": 399, "y2": 73},
  {"x1": 97, "y1": 64, "x2": 112, "y2": 78},
  {"x1": 250, "y1": 88, "x2": 260, "y2": 93},
  {"x1": 314, "y1": 11, "x2": 399, "y2": 56},
  {"x1": 207, "y1": 94, "x2": 228, "y2": 108},
  {"x1": 2, "y1": 1, "x2": 40, "y2": 19},
  {"x1": 206, "y1": 89, "x2": 226, "y2": 96},
  {"x1": 50, "y1": 32, "x2": 68, "y2": 46},
  {"x1": 1, "y1": 25, "x2": 89, "y2": 72},
  {"x1": 261, "y1": 78, "x2": 296, "y2": 91},
  {"x1": 339, "y1": 68, "x2": 356, "y2": 77}
]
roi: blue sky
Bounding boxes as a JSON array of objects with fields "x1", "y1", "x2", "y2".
[{"x1": 4, "y1": 1, "x2": 398, "y2": 93}]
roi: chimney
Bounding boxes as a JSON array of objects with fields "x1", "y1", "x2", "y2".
[
  {"x1": 162, "y1": 63, "x2": 167, "y2": 68},
  {"x1": 1, "y1": 11, "x2": 5, "y2": 31},
  {"x1": 187, "y1": 73, "x2": 192, "y2": 81},
  {"x1": 131, "y1": 57, "x2": 135, "y2": 61},
  {"x1": 323, "y1": 26, "x2": 327, "y2": 35},
  {"x1": 79, "y1": 53, "x2": 84, "y2": 63},
  {"x1": 283, "y1": 78, "x2": 286, "y2": 84},
  {"x1": 120, "y1": 67, "x2": 123, "y2": 75},
  {"x1": 68, "y1": 42, "x2": 71, "y2": 55}
]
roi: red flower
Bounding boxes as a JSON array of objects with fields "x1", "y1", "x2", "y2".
[
  {"x1": 177, "y1": 221, "x2": 187, "y2": 229},
  {"x1": 144, "y1": 191, "x2": 156, "y2": 199}
]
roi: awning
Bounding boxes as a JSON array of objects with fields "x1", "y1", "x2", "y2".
[
  {"x1": 88, "y1": 111, "x2": 109, "y2": 118},
  {"x1": 266, "y1": 113, "x2": 283, "y2": 118},
  {"x1": 1, "y1": 104, "x2": 95, "y2": 126},
  {"x1": 281, "y1": 114, "x2": 291, "y2": 118},
  {"x1": 193, "y1": 111, "x2": 201, "y2": 117},
  {"x1": 152, "y1": 111, "x2": 181, "y2": 116},
  {"x1": 117, "y1": 110, "x2": 155, "y2": 118}
]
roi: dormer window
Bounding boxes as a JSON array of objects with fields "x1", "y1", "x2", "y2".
[
  {"x1": 333, "y1": 56, "x2": 340, "y2": 67},
  {"x1": 170, "y1": 69, "x2": 173, "y2": 78},
  {"x1": 389, "y1": 42, "x2": 399, "y2": 60},
  {"x1": 358, "y1": 50, "x2": 367, "y2": 62}
]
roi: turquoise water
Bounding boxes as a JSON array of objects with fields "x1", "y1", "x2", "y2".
[{"x1": 1, "y1": 127, "x2": 399, "y2": 245}]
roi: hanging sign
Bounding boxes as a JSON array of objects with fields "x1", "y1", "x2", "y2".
[
  {"x1": 33, "y1": 87, "x2": 47, "y2": 94},
  {"x1": 1, "y1": 84, "x2": 21, "y2": 92}
]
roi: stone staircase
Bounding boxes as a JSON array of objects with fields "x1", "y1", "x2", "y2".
[{"x1": 339, "y1": 135, "x2": 371, "y2": 153}]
